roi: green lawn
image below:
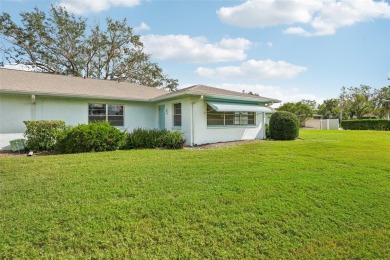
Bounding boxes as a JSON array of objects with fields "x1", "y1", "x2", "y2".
[{"x1": 1, "y1": 130, "x2": 389, "y2": 258}]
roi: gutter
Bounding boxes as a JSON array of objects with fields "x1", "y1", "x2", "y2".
[
  {"x1": 0, "y1": 90, "x2": 152, "y2": 102},
  {"x1": 152, "y1": 91, "x2": 280, "y2": 103}
]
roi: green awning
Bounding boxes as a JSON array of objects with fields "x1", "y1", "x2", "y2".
[{"x1": 207, "y1": 101, "x2": 273, "y2": 113}]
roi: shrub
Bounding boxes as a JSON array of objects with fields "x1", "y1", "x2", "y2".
[
  {"x1": 122, "y1": 128, "x2": 185, "y2": 149},
  {"x1": 56, "y1": 122, "x2": 126, "y2": 153},
  {"x1": 24, "y1": 120, "x2": 65, "y2": 151},
  {"x1": 341, "y1": 119, "x2": 390, "y2": 131},
  {"x1": 161, "y1": 131, "x2": 186, "y2": 149},
  {"x1": 123, "y1": 128, "x2": 167, "y2": 149},
  {"x1": 269, "y1": 111, "x2": 300, "y2": 140}
]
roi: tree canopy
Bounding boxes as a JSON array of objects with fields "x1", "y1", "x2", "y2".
[
  {"x1": 318, "y1": 99, "x2": 340, "y2": 119},
  {"x1": 284, "y1": 85, "x2": 390, "y2": 121},
  {"x1": 371, "y1": 86, "x2": 390, "y2": 118},
  {"x1": 0, "y1": 6, "x2": 178, "y2": 90},
  {"x1": 277, "y1": 100, "x2": 315, "y2": 125},
  {"x1": 340, "y1": 85, "x2": 373, "y2": 119},
  {"x1": 339, "y1": 85, "x2": 390, "y2": 119}
]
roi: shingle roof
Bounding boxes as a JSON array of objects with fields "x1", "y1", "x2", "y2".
[
  {"x1": 154, "y1": 84, "x2": 281, "y2": 103},
  {"x1": 0, "y1": 69, "x2": 281, "y2": 103},
  {"x1": 0, "y1": 68, "x2": 168, "y2": 101}
]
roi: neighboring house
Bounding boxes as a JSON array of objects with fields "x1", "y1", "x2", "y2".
[{"x1": 0, "y1": 68, "x2": 280, "y2": 150}]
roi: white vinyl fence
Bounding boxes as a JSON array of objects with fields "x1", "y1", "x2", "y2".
[{"x1": 304, "y1": 119, "x2": 339, "y2": 130}]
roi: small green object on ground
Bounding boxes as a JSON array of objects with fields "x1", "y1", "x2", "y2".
[{"x1": 9, "y1": 139, "x2": 25, "y2": 152}]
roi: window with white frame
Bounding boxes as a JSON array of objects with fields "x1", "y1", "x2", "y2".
[
  {"x1": 207, "y1": 105, "x2": 255, "y2": 126},
  {"x1": 173, "y1": 103, "x2": 182, "y2": 127},
  {"x1": 88, "y1": 104, "x2": 124, "y2": 126}
]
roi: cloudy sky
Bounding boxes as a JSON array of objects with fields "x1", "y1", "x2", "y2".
[{"x1": 1, "y1": 0, "x2": 390, "y2": 104}]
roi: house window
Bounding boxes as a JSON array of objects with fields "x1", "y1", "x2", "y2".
[
  {"x1": 207, "y1": 105, "x2": 255, "y2": 126},
  {"x1": 173, "y1": 103, "x2": 182, "y2": 127},
  {"x1": 88, "y1": 104, "x2": 124, "y2": 126}
]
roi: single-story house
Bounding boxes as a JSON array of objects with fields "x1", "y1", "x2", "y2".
[{"x1": 0, "y1": 68, "x2": 280, "y2": 150}]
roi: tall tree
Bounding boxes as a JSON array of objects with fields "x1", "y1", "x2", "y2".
[
  {"x1": 372, "y1": 86, "x2": 390, "y2": 118},
  {"x1": 340, "y1": 85, "x2": 374, "y2": 119},
  {"x1": 277, "y1": 101, "x2": 314, "y2": 125},
  {"x1": 318, "y1": 99, "x2": 340, "y2": 119},
  {"x1": 0, "y1": 6, "x2": 178, "y2": 90}
]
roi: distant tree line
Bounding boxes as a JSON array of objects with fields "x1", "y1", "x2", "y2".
[{"x1": 277, "y1": 85, "x2": 390, "y2": 122}]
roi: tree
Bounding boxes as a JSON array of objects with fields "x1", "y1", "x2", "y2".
[
  {"x1": 318, "y1": 99, "x2": 340, "y2": 119},
  {"x1": 301, "y1": 99, "x2": 317, "y2": 111},
  {"x1": 277, "y1": 101, "x2": 314, "y2": 125},
  {"x1": 372, "y1": 86, "x2": 390, "y2": 118},
  {"x1": 340, "y1": 85, "x2": 374, "y2": 119},
  {"x1": 0, "y1": 6, "x2": 178, "y2": 90}
]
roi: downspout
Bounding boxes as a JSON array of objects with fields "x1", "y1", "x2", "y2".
[
  {"x1": 191, "y1": 95, "x2": 204, "y2": 146},
  {"x1": 31, "y1": 95, "x2": 36, "y2": 120}
]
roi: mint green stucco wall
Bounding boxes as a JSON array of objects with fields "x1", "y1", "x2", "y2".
[{"x1": 0, "y1": 93, "x2": 157, "y2": 149}]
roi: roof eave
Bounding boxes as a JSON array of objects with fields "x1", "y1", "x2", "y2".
[
  {"x1": 202, "y1": 94, "x2": 281, "y2": 103},
  {"x1": 0, "y1": 89, "x2": 152, "y2": 102},
  {"x1": 152, "y1": 90, "x2": 281, "y2": 103}
]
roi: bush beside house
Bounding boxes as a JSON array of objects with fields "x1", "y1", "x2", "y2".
[
  {"x1": 56, "y1": 122, "x2": 126, "y2": 153},
  {"x1": 160, "y1": 131, "x2": 186, "y2": 149},
  {"x1": 122, "y1": 128, "x2": 185, "y2": 149},
  {"x1": 23, "y1": 120, "x2": 185, "y2": 154},
  {"x1": 24, "y1": 120, "x2": 66, "y2": 151},
  {"x1": 269, "y1": 112, "x2": 300, "y2": 140}
]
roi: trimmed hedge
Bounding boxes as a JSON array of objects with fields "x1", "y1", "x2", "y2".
[
  {"x1": 24, "y1": 120, "x2": 65, "y2": 151},
  {"x1": 122, "y1": 128, "x2": 185, "y2": 149},
  {"x1": 341, "y1": 119, "x2": 390, "y2": 131},
  {"x1": 269, "y1": 111, "x2": 300, "y2": 140},
  {"x1": 123, "y1": 128, "x2": 168, "y2": 149},
  {"x1": 56, "y1": 122, "x2": 126, "y2": 153}
]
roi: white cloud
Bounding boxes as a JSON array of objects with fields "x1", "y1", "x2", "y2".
[
  {"x1": 141, "y1": 35, "x2": 251, "y2": 63},
  {"x1": 217, "y1": 83, "x2": 284, "y2": 100},
  {"x1": 283, "y1": 27, "x2": 311, "y2": 36},
  {"x1": 267, "y1": 42, "x2": 273, "y2": 48},
  {"x1": 58, "y1": 0, "x2": 140, "y2": 14},
  {"x1": 134, "y1": 22, "x2": 150, "y2": 33},
  {"x1": 218, "y1": 0, "x2": 390, "y2": 36},
  {"x1": 217, "y1": 0, "x2": 323, "y2": 28},
  {"x1": 218, "y1": 37, "x2": 252, "y2": 50},
  {"x1": 281, "y1": 93, "x2": 323, "y2": 105},
  {"x1": 196, "y1": 59, "x2": 307, "y2": 80}
]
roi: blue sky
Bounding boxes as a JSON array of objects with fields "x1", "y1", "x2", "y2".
[{"x1": 1, "y1": 0, "x2": 390, "y2": 104}]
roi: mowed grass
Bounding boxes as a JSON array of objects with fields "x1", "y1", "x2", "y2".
[{"x1": 1, "y1": 130, "x2": 389, "y2": 258}]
